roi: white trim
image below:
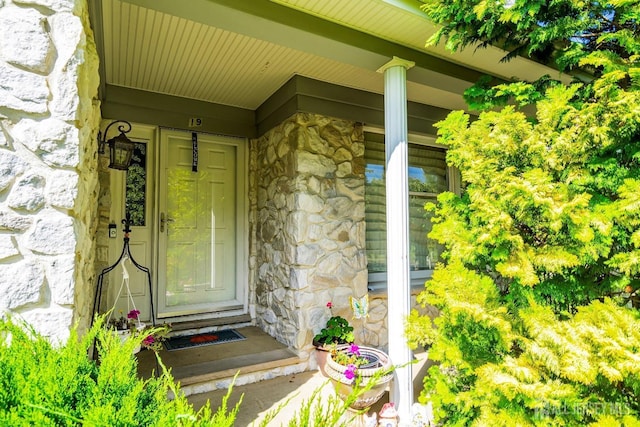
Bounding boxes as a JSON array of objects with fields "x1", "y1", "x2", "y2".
[{"x1": 376, "y1": 55, "x2": 415, "y2": 73}]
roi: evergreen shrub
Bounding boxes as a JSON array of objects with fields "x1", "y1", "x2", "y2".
[
  {"x1": 0, "y1": 316, "x2": 240, "y2": 426},
  {"x1": 406, "y1": 0, "x2": 640, "y2": 424}
]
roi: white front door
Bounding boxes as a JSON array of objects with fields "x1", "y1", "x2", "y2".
[{"x1": 157, "y1": 129, "x2": 246, "y2": 319}]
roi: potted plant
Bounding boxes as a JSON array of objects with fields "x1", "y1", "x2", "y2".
[
  {"x1": 139, "y1": 323, "x2": 171, "y2": 352},
  {"x1": 325, "y1": 343, "x2": 393, "y2": 411},
  {"x1": 313, "y1": 302, "x2": 355, "y2": 374},
  {"x1": 106, "y1": 309, "x2": 146, "y2": 353},
  {"x1": 313, "y1": 302, "x2": 355, "y2": 346}
]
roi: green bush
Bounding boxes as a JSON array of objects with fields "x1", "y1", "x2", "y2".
[
  {"x1": 409, "y1": 263, "x2": 640, "y2": 425},
  {"x1": 0, "y1": 315, "x2": 392, "y2": 426},
  {"x1": 0, "y1": 316, "x2": 240, "y2": 426},
  {"x1": 406, "y1": 1, "x2": 640, "y2": 424}
]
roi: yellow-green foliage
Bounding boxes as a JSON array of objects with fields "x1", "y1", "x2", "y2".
[
  {"x1": 409, "y1": 280, "x2": 640, "y2": 425},
  {"x1": 407, "y1": 1, "x2": 640, "y2": 424},
  {"x1": 0, "y1": 316, "x2": 240, "y2": 426},
  {"x1": 0, "y1": 316, "x2": 392, "y2": 426},
  {"x1": 410, "y1": 81, "x2": 640, "y2": 423}
]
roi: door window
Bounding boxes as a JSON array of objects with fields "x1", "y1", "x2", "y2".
[{"x1": 125, "y1": 142, "x2": 147, "y2": 226}]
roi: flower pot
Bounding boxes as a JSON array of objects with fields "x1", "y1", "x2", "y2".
[
  {"x1": 325, "y1": 346, "x2": 393, "y2": 410},
  {"x1": 114, "y1": 328, "x2": 131, "y2": 343},
  {"x1": 314, "y1": 344, "x2": 330, "y2": 376},
  {"x1": 111, "y1": 322, "x2": 145, "y2": 354},
  {"x1": 314, "y1": 342, "x2": 348, "y2": 376}
]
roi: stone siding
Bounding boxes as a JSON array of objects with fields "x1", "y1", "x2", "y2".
[
  {"x1": 251, "y1": 113, "x2": 368, "y2": 357},
  {"x1": 249, "y1": 112, "x2": 441, "y2": 360},
  {"x1": 0, "y1": 0, "x2": 100, "y2": 342}
]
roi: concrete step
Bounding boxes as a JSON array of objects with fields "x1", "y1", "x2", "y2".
[{"x1": 136, "y1": 326, "x2": 310, "y2": 397}]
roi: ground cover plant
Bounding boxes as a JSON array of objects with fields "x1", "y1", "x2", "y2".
[
  {"x1": 0, "y1": 316, "x2": 240, "y2": 426},
  {"x1": 0, "y1": 315, "x2": 392, "y2": 426},
  {"x1": 406, "y1": 0, "x2": 640, "y2": 425}
]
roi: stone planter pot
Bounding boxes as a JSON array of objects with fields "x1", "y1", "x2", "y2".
[
  {"x1": 325, "y1": 346, "x2": 393, "y2": 410},
  {"x1": 313, "y1": 341, "x2": 347, "y2": 376}
]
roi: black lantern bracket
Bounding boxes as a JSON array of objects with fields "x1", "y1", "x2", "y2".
[{"x1": 98, "y1": 120, "x2": 136, "y2": 170}]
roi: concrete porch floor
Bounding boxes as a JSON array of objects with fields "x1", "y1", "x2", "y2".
[
  {"x1": 188, "y1": 353, "x2": 431, "y2": 427},
  {"x1": 136, "y1": 325, "x2": 432, "y2": 425},
  {"x1": 189, "y1": 369, "x2": 340, "y2": 426},
  {"x1": 187, "y1": 350, "x2": 432, "y2": 426},
  {"x1": 136, "y1": 326, "x2": 304, "y2": 396}
]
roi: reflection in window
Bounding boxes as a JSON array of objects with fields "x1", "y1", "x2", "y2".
[
  {"x1": 125, "y1": 142, "x2": 146, "y2": 226},
  {"x1": 364, "y1": 132, "x2": 447, "y2": 275}
]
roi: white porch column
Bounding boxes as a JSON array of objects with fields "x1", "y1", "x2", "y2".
[{"x1": 377, "y1": 56, "x2": 415, "y2": 422}]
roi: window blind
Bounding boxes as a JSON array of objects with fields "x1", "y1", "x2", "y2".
[{"x1": 364, "y1": 132, "x2": 447, "y2": 275}]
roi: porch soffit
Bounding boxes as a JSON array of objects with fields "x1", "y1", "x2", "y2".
[{"x1": 95, "y1": 0, "x2": 562, "y2": 116}]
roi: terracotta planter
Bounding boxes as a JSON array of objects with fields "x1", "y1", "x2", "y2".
[
  {"x1": 314, "y1": 344, "x2": 330, "y2": 376},
  {"x1": 324, "y1": 346, "x2": 393, "y2": 410}
]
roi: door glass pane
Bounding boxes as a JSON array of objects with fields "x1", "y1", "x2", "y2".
[
  {"x1": 166, "y1": 167, "x2": 200, "y2": 307},
  {"x1": 125, "y1": 142, "x2": 146, "y2": 226}
]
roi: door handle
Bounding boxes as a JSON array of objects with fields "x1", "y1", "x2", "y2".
[{"x1": 160, "y1": 213, "x2": 174, "y2": 233}]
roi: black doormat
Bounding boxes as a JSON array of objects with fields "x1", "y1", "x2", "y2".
[{"x1": 164, "y1": 329, "x2": 246, "y2": 351}]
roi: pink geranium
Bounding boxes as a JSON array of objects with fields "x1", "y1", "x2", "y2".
[
  {"x1": 344, "y1": 364, "x2": 357, "y2": 382},
  {"x1": 127, "y1": 309, "x2": 141, "y2": 320},
  {"x1": 349, "y1": 343, "x2": 360, "y2": 356}
]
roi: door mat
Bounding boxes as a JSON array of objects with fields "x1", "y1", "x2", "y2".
[{"x1": 164, "y1": 329, "x2": 246, "y2": 351}]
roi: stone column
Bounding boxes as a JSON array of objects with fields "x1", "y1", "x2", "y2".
[
  {"x1": 251, "y1": 113, "x2": 367, "y2": 360},
  {"x1": 0, "y1": 0, "x2": 100, "y2": 342}
]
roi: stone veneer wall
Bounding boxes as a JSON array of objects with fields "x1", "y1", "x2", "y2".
[
  {"x1": 251, "y1": 113, "x2": 368, "y2": 357},
  {"x1": 250, "y1": 112, "x2": 442, "y2": 361},
  {"x1": 0, "y1": 0, "x2": 100, "y2": 341}
]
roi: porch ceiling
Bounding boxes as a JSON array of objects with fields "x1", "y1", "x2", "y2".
[{"x1": 93, "y1": 0, "x2": 560, "y2": 116}]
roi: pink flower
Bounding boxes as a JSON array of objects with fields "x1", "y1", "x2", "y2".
[
  {"x1": 127, "y1": 309, "x2": 140, "y2": 320},
  {"x1": 326, "y1": 302, "x2": 333, "y2": 309},
  {"x1": 344, "y1": 364, "x2": 357, "y2": 381},
  {"x1": 349, "y1": 343, "x2": 360, "y2": 356},
  {"x1": 142, "y1": 335, "x2": 155, "y2": 346}
]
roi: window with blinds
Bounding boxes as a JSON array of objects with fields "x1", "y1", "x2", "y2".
[{"x1": 364, "y1": 132, "x2": 448, "y2": 286}]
